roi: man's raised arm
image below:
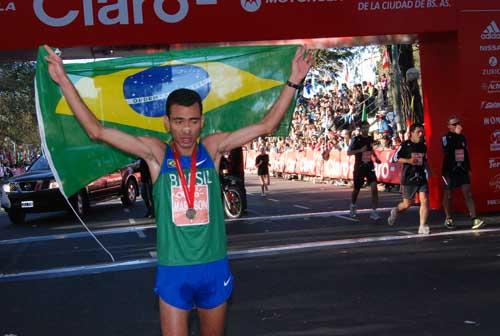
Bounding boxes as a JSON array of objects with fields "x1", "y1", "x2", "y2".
[
  {"x1": 43, "y1": 45, "x2": 158, "y2": 164},
  {"x1": 205, "y1": 46, "x2": 314, "y2": 155}
]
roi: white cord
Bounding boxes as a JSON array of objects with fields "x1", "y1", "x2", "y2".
[
  {"x1": 35, "y1": 79, "x2": 115, "y2": 263},
  {"x1": 62, "y1": 193, "x2": 116, "y2": 262},
  {"x1": 65, "y1": 194, "x2": 116, "y2": 262}
]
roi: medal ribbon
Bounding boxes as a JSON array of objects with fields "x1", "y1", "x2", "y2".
[{"x1": 172, "y1": 143, "x2": 197, "y2": 212}]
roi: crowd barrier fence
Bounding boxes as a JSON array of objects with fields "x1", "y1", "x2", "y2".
[{"x1": 244, "y1": 149, "x2": 402, "y2": 184}]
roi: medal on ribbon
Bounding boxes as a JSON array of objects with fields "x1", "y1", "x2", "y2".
[{"x1": 172, "y1": 143, "x2": 197, "y2": 220}]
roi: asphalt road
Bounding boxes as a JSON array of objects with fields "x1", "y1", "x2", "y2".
[{"x1": 1, "y1": 175, "x2": 499, "y2": 335}]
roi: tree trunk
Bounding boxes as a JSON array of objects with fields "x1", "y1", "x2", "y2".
[{"x1": 398, "y1": 44, "x2": 424, "y2": 126}]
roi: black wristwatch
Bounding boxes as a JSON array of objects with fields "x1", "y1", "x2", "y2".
[{"x1": 286, "y1": 80, "x2": 301, "y2": 89}]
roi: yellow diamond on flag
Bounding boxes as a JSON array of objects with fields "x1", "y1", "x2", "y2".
[{"x1": 55, "y1": 62, "x2": 283, "y2": 133}]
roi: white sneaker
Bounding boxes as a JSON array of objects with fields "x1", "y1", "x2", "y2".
[
  {"x1": 349, "y1": 204, "x2": 357, "y2": 218},
  {"x1": 418, "y1": 225, "x2": 430, "y2": 235},
  {"x1": 369, "y1": 210, "x2": 380, "y2": 221},
  {"x1": 387, "y1": 208, "x2": 397, "y2": 226}
]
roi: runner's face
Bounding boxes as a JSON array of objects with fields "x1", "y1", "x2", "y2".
[
  {"x1": 361, "y1": 125, "x2": 369, "y2": 135},
  {"x1": 448, "y1": 119, "x2": 462, "y2": 134},
  {"x1": 410, "y1": 127, "x2": 424, "y2": 143},
  {"x1": 165, "y1": 103, "x2": 203, "y2": 153}
]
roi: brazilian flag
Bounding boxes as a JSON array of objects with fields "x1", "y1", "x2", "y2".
[{"x1": 35, "y1": 45, "x2": 299, "y2": 197}]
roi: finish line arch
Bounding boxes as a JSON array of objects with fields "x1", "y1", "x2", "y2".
[{"x1": 1, "y1": 0, "x2": 499, "y2": 213}]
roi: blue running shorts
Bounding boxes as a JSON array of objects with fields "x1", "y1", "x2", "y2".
[{"x1": 154, "y1": 257, "x2": 233, "y2": 310}]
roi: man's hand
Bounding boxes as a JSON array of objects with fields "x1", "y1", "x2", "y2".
[
  {"x1": 44, "y1": 45, "x2": 70, "y2": 86},
  {"x1": 399, "y1": 158, "x2": 415, "y2": 165},
  {"x1": 408, "y1": 157, "x2": 419, "y2": 165},
  {"x1": 289, "y1": 46, "x2": 314, "y2": 84}
]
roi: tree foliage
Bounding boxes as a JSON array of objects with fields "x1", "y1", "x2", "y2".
[
  {"x1": 313, "y1": 47, "x2": 380, "y2": 84},
  {"x1": 314, "y1": 48, "x2": 355, "y2": 70},
  {"x1": 0, "y1": 61, "x2": 39, "y2": 148}
]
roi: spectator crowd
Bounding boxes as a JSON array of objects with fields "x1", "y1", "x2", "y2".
[{"x1": 251, "y1": 74, "x2": 405, "y2": 157}]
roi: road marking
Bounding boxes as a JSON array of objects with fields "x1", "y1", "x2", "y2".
[
  {"x1": 227, "y1": 228, "x2": 500, "y2": 259},
  {"x1": 267, "y1": 198, "x2": 279, "y2": 202},
  {"x1": 0, "y1": 207, "x2": 415, "y2": 245},
  {"x1": 224, "y1": 207, "x2": 401, "y2": 222},
  {"x1": 334, "y1": 214, "x2": 358, "y2": 222},
  {"x1": 0, "y1": 259, "x2": 157, "y2": 283},
  {"x1": 0, "y1": 225, "x2": 156, "y2": 246},
  {"x1": 137, "y1": 230, "x2": 146, "y2": 239},
  {"x1": 293, "y1": 205, "x2": 310, "y2": 210},
  {"x1": 2, "y1": 227, "x2": 500, "y2": 282}
]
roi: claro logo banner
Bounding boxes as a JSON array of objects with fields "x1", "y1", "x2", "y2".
[
  {"x1": 0, "y1": 0, "x2": 457, "y2": 51},
  {"x1": 33, "y1": 0, "x2": 191, "y2": 26}
]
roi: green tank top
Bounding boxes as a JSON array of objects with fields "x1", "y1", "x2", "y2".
[{"x1": 153, "y1": 143, "x2": 227, "y2": 266}]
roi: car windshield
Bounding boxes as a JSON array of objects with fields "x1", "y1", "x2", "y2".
[{"x1": 29, "y1": 156, "x2": 50, "y2": 171}]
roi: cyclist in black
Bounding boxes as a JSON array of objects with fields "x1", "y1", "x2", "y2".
[
  {"x1": 347, "y1": 121, "x2": 381, "y2": 220},
  {"x1": 387, "y1": 123, "x2": 431, "y2": 235},
  {"x1": 441, "y1": 116, "x2": 485, "y2": 230}
]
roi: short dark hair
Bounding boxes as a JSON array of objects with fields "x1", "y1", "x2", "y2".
[
  {"x1": 409, "y1": 123, "x2": 424, "y2": 133},
  {"x1": 166, "y1": 89, "x2": 203, "y2": 117}
]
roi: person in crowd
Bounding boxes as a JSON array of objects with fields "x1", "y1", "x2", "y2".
[
  {"x1": 139, "y1": 158, "x2": 155, "y2": 218},
  {"x1": 387, "y1": 123, "x2": 431, "y2": 235},
  {"x1": 375, "y1": 133, "x2": 397, "y2": 192},
  {"x1": 441, "y1": 116, "x2": 485, "y2": 230},
  {"x1": 0, "y1": 162, "x2": 5, "y2": 182},
  {"x1": 376, "y1": 111, "x2": 393, "y2": 136},
  {"x1": 228, "y1": 147, "x2": 247, "y2": 212},
  {"x1": 347, "y1": 121, "x2": 381, "y2": 220},
  {"x1": 392, "y1": 130, "x2": 406, "y2": 148},
  {"x1": 255, "y1": 147, "x2": 271, "y2": 196},
  {"x1": 376, "y1": 132, "x2": 393, "y2": 150},
  {"x1": 339, "y1": 129, "x2": 352, "y2": 151},
  {"x1": 45, "y1": 44, "x2": 313, "y2": 336},
  {"x1": 380, "y1": 73, "x2": 389, "y2": 107},
  {"x1": 0, "y1": 161, "x2": 11, "y2": 209}
]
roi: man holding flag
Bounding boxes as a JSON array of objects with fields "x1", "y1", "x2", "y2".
[{"x1": 43, "y1": 45, "x2": 313, "y2": 336}]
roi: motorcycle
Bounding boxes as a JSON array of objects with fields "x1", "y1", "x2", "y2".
[{"x1": 220, "y1": 174, "x2": 244, "y2": 219}]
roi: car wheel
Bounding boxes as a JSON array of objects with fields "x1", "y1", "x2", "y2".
[
  {"x1": 7, "y1": 209, "x2": 26, "y2": 225},
  {"x1": 121, "y1": 179, "x2": 138, "y2": 207},
  {"x1": 69, "y1": 190, "x2": 89, "y2": 217}
]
